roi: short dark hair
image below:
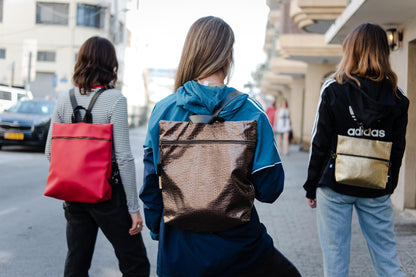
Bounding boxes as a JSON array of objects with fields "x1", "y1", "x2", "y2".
[{"x1": 73, "y1": 36, "x2": 118, "y2": 94}]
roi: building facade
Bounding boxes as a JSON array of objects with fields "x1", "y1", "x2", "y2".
[
  {"x1": 0, "y1": 0, "x2": 146, "y2": 125},
  {"x1": 262, "y1": 0, "x2": 416, "y2": 211}
]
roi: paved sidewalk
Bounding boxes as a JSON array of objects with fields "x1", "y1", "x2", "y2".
[{"x1": 256, "y1": 145, "x2": 416, "y2": 277}]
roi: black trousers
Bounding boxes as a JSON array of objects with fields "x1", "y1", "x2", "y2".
[
  {"x1": 63, "y1": 183, "x2": 150, "y2": 277},
  {"x1": 240, "y1": 248, "x2": 302, "y2": 277}
]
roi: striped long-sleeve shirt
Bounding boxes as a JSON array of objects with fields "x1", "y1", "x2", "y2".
[{"x1": 45, "y1": 87, "x2": 139, "y2": 213}]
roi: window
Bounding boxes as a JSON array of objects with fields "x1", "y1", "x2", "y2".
[
  {"x1": 36, "y1": 2, "x2": 69, "y2": 25},
  {"x1": 0, "y1": 90, "x2": 12, "y2": 101},
  {"x1": 0, "y1": 0, "x2": 3, "y2": 23},
  {"x1": 77, "y1": 4, "x2": 104, "y2": 29},
  {"x1": 110, "y1": 16, "x2": 124, "y2": 44},
  {"x1": 0, "y1": 48, "x2": 5, "y2": 59},
  {"x1": 17, "y1": 93, "x2": 27, "y2": 101},
  {"x1": 37, "y1": 51, "x2": 56, "y2": 62}
]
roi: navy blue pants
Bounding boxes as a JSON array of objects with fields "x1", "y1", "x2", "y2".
[
  {"x1": 63, "y1": 183, "x2": 150, "y2": 277},
  {"x1": 240, "y1": 248, "x2": 301, "y2": 277}
]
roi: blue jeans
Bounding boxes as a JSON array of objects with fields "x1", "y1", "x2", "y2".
[{"x1": 316, "y1": 186, "x2": 404, "y2": 277}]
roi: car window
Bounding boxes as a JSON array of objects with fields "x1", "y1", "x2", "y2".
[
  {"x1": 0, "y1": 90, "x2": 12, "y2": 100},
  {"x1": 7, "y1": 101, "x2": 55, "y2": 115},
  {"x1": 39, "y1": 103, "x2": 55, "y2": 114},
  {"x1": 17, "y1": 93, "x2": 27, "y2": 100}
]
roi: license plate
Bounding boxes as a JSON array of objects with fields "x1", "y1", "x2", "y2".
[{"x1": 4, "y1": 132, "x2": 24, "y2": 140}]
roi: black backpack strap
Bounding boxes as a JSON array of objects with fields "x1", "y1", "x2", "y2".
[
  {"x1": 69, "y1": 88, "x2": 78, "y2": 110},
  {"x1": 348, "y1": 105, "x2": 363, "y2": 127},
  {"x1": 70, "y1": 88, "x2": 84, "y2": 123},
  {"x1": 212, "y1": 90, "x2": 242, "y2": 117},
  {"x1": 87, "y1": 87, "x2": 106, "y2": 111},
  {"x1": 189, "y1": 90, "x2": 243, "y2": 123},
  {"x1": 70, "y1": 87, "x2": 106, "y2": 123}
]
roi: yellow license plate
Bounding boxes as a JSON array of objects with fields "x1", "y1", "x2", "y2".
[{"x1": 4, "y1": 132, "x2": 24, "y2": 140}]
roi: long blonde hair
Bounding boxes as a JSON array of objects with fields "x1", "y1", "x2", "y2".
[
  {"x1": 333, "y1": 23, "x2": 398, "y2": 92},
  {"x1": 174, "y1": 16, "x2": 234, "y2": 92}
]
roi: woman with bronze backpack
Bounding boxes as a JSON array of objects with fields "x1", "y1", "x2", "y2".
[{"x1": 140, "y1": 16, "x2": 300, "y2": 277}]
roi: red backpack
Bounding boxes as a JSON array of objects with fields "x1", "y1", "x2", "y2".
[{"x1": 45, "y1": 88, "x2": 113, "y2": 203}]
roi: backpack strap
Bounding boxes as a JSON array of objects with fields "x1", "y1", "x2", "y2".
[
  {"x1": 70, "y1": 88, "x2": 84, "y2": 123},
  {"x1": 212, "y1": 90, "x2": 242, "y2": 117},
  {"x1": 87, "y1": 88, "x2": 105, "y2": 111},
  {"x1": 69, "y1": 88, "x2": 78, "y2": 110},
  {"x1": 348, "y1": 105, "x2": 365, "y2": 128},
  {"x1": 70, "y1": 87, "x2": 105, "y2": 123},
  {"x1": 189, "y1": 90, "x2": 243, "y2": 124}
]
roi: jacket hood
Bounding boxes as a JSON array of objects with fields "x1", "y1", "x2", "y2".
[
  {"x1": 345, "y1": 75, "x2": 396, "y2": 127},
  {"x1": 175, "y1": 80, "x2": 247, "y2": 116}
]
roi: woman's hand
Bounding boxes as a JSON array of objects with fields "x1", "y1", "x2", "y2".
[
  {"x1": 129, "y1": 211, "x2": 144, "y2": 235},
  {"x1": 306, "y1": 198, "x2": 317, "y2": 209}
]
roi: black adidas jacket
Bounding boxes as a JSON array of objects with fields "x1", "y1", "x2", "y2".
[{"x1": 304, "y1": 76, "x2": 409, "y2": 199}]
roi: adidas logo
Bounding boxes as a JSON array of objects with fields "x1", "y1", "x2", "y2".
[{"x1": 347, "y1": 128, "x2": 386, "y2": 138}]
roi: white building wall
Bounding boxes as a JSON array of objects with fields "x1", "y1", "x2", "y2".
[
  {"x1": 389, "y1": 15, "x2": 416, "y2": 210},
  {"x1": 1, "y1": 0, "x2": 147, "y2": 126},
  {"x1": 0, "y1": 0, "x2": 128, "y2": 97}
]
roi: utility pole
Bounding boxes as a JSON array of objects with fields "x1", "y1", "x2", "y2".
[
  {"x1": 11, "y1": 61, "x2": 15, "y2": 86},
  {"x1": 26, "y1": 52, "x2": 32, "y2": 91}
]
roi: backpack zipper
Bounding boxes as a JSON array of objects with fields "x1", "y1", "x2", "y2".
[
  {"x1": 160, "y1": 140, "x2": 256, "y2": 145},
  {"x1": 333, "y1": 152, "x2": 389, "y2": 163},
  {"x1": 52, "y1": 136, "x2": 111, "y2": 141}
]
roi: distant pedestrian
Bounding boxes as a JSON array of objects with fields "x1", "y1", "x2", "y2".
[
  {"x1": 304, "y1": 23, "x2": 408, "y2": 277},
  {"x1": 275, "y1": 98, "x2": 292, "y2": 155},
  {"x1": 266, "y1": 98, "x2": 278, "y2": 133},
  {"x1": 140, "y1": 16, "x2": 301, "y2": 277},
  {"x1": 45, "y1": 36, "x2": 150, "y2": 277}
]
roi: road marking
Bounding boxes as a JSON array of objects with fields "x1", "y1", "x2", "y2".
[
  {"x1": 0, "y1": 207, "x2": 18, "y2": 217},
  {"x1": 0, "y1": 152, "x2": 41, "y2": 164},
  {"x1": 0, "y1": 251, "x2": 12, "y2": 263}
]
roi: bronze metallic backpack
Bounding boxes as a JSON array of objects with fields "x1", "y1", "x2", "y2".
[{"x1": 158, "y1": 91, "x2": 257, "y2": 233}]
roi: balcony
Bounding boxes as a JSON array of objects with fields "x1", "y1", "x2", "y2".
[
  {"x1": 261, "y1": 71, "x2": 293, "y2": 95},
  {"x1": 277, "y1": 34, "x2": 342, "y2": 64},
  {"x1": 326, "y1": 0, "x2": 416, "y2": 44},
  {"x1": 268, "y1": 9, "x2": 281, "y2": 27},
  {"x1": 290, "y1": 0, "x2": 347, "y2": 33},
  {"x1": 270, "y1": 57, "x2": 307, "y2": 77}
]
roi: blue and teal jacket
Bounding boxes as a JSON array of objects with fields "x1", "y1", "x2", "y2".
[{"x1": 139, "y1": 81, "x2": 285, "y2": 277}]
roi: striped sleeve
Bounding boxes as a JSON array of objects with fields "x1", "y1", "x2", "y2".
[{"x1": 110, "y1": 96, "x2": 139, "y2": 213}]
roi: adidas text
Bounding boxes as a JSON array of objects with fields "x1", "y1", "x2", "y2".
[{"x1": 347, "y1": 128, "x2": 386, "y2": 138}]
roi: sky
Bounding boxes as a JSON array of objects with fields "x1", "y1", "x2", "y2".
[{"x1": 133, "y1": 0, "x2": 270, "y2": 90}]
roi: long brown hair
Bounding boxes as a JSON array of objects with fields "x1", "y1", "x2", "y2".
[
  {"x1": 174, "y1": 16, "x2": 234, "y2": 92},
  {"x1": 73, "y1": 36, "x2": 118, "y2": 94},
  {"x1": 333, "y1": 23, "x2": 398, "y2": 92}
]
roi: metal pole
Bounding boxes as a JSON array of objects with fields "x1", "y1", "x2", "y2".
[
  {"x1": 27, "y1": 52, "x2": 32, "y2": 91},
  {"x1": 11, "y1": 61, "x2": 15, "y2": 86}
]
